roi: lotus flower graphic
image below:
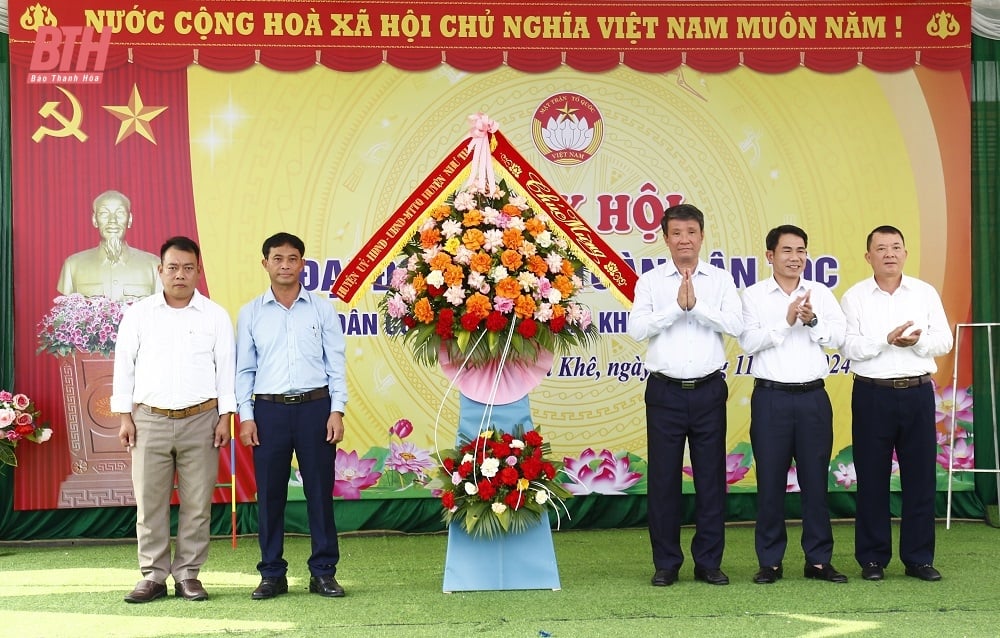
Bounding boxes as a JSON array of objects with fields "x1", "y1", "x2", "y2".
[{"x1": 541, "y1": 116, "x2": 593, "y2": 152}]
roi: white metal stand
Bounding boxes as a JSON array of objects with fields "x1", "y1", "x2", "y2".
[{"x1": 946, "y1": 323, "x2": 1000, "y2": 528}]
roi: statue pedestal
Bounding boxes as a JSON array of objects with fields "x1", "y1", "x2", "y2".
[{"x1": 442, "y1": 394, "x2": 562, "y2": 592}]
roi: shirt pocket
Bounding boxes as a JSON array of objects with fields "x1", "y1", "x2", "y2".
[{"x1": 296, "y1": 323, "x2": 323, "y2": 359}]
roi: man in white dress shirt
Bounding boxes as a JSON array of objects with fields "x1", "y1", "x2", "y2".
[
  {"x1": 112, "y1": 236, "x2": 236, "y2": 603},
  {"x1": 739, "y1": 225, "x2": 847, "y2": 584},
  {"x1": 840, "y1": 225, "x2": 952, "y2": 582},
  {"x1": 627, "y1": 203, "x2": 743, "y2": 587}
]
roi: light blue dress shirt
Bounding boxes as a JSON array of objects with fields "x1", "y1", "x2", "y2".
[{"x1": 235, "y1": 286, "x2": 348, "y2": 421}]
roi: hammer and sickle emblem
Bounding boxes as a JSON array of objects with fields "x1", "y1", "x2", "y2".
[{"x1": 32, "y1": 86, "x2": 88, "y2": 142}]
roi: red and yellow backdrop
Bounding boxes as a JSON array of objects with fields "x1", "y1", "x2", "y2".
[{"x1": 7, "y1": 1, "x2": 972, "y2": 515}]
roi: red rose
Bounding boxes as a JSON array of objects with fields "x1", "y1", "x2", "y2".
[
  {"x1": 489, "y1": 441, "x2": 511, "y2": 458},
  {"x1": 505, "y1": 490, "x2": 524, "y2": 510},
  {"x1": 517, "y1": 317, "x2": 537, "y2": 338},
  {"x1": 14, "y1": 424, "x2": 34, "y2": 438},
  {"x1": 441, "y1": 491, "x2": 456, "y2": 509},
  {"x1": 485, "y1": 310, "x2": 508, "y2": 332},
  {"x1": 460, "y1": 313, "x2": 482, "y2": 331},
  {"x1": 521, "y1": 457, "x2": 543, "y2": 480},
  {"x1": 548, "y1": 315, "x2": 566, "y2": 333},
  {"x1": 477, "y1": 479, "x2": 496, "y2": 501},
  {"x1": 524, "y1": 430, "x2": 543, "y2": 447},
  {"x1": 498, "y1": 467, "x2": 519, "y2": 486},
  {"x1": 443, "y1": 457, "x2": 455, "y2": 473}
]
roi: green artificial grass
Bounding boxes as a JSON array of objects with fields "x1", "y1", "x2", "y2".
[{"x1": 1, "y1": 522, "x2": 999, "y2": 637}]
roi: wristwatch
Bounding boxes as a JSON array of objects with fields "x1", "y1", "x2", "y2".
[{"x1": 805, "y1": 316, "x2": 818, "y2": 328}]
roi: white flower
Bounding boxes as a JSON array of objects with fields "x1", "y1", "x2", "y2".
[
  {"x1": 521, "y1": 241, "x2": 537, "y2": 257},
  {"x1": 545, "y1": 253, "x2": 563, "y2": 273},
  {"x1": 483, "y1": 207, "x2": 501, "y2": 225},
  {"x1": 464, "y1": 481, "x2": 479, "y2": 495},
  {"x1": 491, "y1": 502, "x2": 507, "y2": 514},
  {"x1": 535, "y1": 230, "x2": 553, "y2": 248},
  {"x1": 517, "y1": 272, "x2": 538, "y2": 291},
  {"x1": 453, "y1": 245, "x2": 474, "y2": 265},
  {"x1": 483, "y1": 228, "x2": 504, "y2": 252},
  {"x1": 510, "y1": 439, "x2": 525, "y2": 449},
  {"x1": 425, "y1": 270, "x2": 445, "y2": 287},
  {"x1": 506, "y1": 215, "x2": 526, "y2": 231},
  {"x1": 480, "y1": 457, "x2": 500, "y2": 478},
  {"x1": 453, "y1": 191, "x2": 476, "y2": 211},
  {"x1": 490, "y1": 266, "x2": 509, "y2": 282},
  {"x1": 535, "y1": 490, "x2": 549, "y2": 505},
  {"x1": 418, "y1": 217, "x2": 437, "y2": 232},
  {"x1": 461, "y1": 453, "x2": 475, "y2": 464},
  {"x1": 0, "y1": 408, "x2": 15, "y2": 427},
  {"x1": 31, "y1": 428, "x2": 53, "y2": 443},
  {"x1": 534, "y1": 303, "x2": 553, "y2": 322},
  {"x1": 441, "y1": 219, "x2": 463, "y2": 238},
  {"x1": 444, "y1": 286, "x2": 467, "y2": 306},
  {"x1": 467, "y1": 272, "x2": 486, "y2": 289},
  {"x1": 508, "y1": 193, "x2": 530, "y2": 210},
  {"x1": 399, "y1": 284, "x2": 417, "y2": 304},
  {"x1": 547, "y1": 288, "x2": 563, "y2": 305}
]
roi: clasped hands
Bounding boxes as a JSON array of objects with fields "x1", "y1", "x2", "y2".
[
  {"x1": 676, "y1": 269, "x2": 697, "y2": 311},
  {"x1": 786, "y1": 290, "x2": 816, "y2": 326}
]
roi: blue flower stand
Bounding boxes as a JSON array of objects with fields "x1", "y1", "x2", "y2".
[{"x1": 442, "y1": 394, "x2": 562, "y2": 592}]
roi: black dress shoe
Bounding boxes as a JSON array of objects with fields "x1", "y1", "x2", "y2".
[
  {"x1": 175, "y1": 578, "x2": 209, "y2": 601},
  {"x1": 309, "y1": 574, "x2": 345, "y2": 597},
  {"x1": 753, "y1": 565, "x2": 783, "y2": 584},
  {"x1": 651, "y1": 569, "x2": 678, "y2": 587},
  {"x1": 693, "y1": 566, "x2": 730, "y2": 585},
  {"x1": 124, "y1": 579, "x2": 167, "y2": 603},
  {"x1": 905, "y1": 564, "x2": 942, "y2": 581},
  {"x1": 251, "y1": 576, "x2": 289, "y2": 600},
  {"x1": 804, "y1": 563, "x2": 847, "y2": 583},
  {"x1": 861, "y1": 562, "x2": 884, "y2": 581}
]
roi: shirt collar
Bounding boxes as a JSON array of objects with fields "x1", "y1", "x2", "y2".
[
  {"x1": 151, "y1": 288, "x2": 205, "y2": 310},
  {"x1": 763, "y1": 275, "x2": 807, "y2": 295},
  {"x1": 264, "y1": 285, "x2": 311, "y2": 306},
  {"x1": 861, "y1": 274, "x2": 913, "y2": 294},
  {"x1": 665, "y1": 259, "x2": 708, "y2": 276}
]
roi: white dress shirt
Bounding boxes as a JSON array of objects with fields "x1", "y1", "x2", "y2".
[
  {"x1": 739, "y1": 276, "x2": 846, "y2": 383},
  {"x1": 627, "y1": 259, "x2": 744, "y2": 378},
  {"x1": 111, "y1": 290, "x2": 237, "y2": 413},
  {"x1": 840, "y1": 275, "x2": 952, "y2": 378}
]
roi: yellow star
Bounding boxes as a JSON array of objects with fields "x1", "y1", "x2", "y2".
[
  {"x1": 103, "y1": 85, "x2": 168, "y2": 144},
  {"x1": 557, "y1": 102, "x2": 578, "y2": 123}
]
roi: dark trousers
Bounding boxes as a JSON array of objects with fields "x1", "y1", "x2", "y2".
[
  {"x1": 851, "y1": 380, "x2": 936, "y2": 567},
  {"x1": 253, "y1": 397, "x2": 340, "y2": 577},
  {"x1": 750, "y1": 385, "x2": 834, "y2": 567},
  {"x1": 645, "y1": 374, "x2": 728, "y2": 571}
]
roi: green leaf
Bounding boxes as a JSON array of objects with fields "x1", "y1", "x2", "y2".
[{"x1": 0, "y1": 441, "x2": 17, "y2": 468}]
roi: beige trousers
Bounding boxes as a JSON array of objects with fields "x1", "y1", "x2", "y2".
[{"x1": 131, "y1": 405, "x2": 219, "y2": 584}]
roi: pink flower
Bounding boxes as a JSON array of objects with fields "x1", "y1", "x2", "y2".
[
  {"x1": 12, "y1": 394, "x2": 30, "y2": 410},
  {"x1": 833, "y1": 462, "x2": 857, "y2": 488},
  {"x1": 0, "y1": 391, "x2": 11, "y2": 402},
  {"x1": 786, "y1": 466, "x2": 801, "y2": 493},
  {"x1": 937, "y1": 438, "x2": 975, "y2": 470},
  {"x1": 333, "y1": 449, "x2": 382, "y2": 499},
  {"x1": 683, "y1": 453, "x2": 749, "y2": 491},
  {"x1": 384, "y1": 441, "x2": 435, "y2": 475},
  {"x1": 935, "y1": 385, "x2": 973, "y2": 426},
  {"x1": 0, "y1": 408, "x2": 14, "y2": 427},
  {"x1": 389, "y1": 418, "x2": 413, "y2": 439},
  {"x1": 562, "y1": 448, "x2": 641, "y2": 495}
]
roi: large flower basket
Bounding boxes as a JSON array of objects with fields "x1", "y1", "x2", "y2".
[
  {"x1": 442, "y1": 393, "x2": 562, "y2": 592},
  {"x1": 56, "y1": 352, "x2": 136, "y2": 507}
]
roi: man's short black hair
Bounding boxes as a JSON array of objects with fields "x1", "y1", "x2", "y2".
[
  {"x1": 262, "y1": 232, "x2": 305, "y2": 259},
  {"x1": 160, "y1": 236, "x2": 200, "y2": 261},
  {"x1": 660, "y1": 203, "x2": 705, "y2": 233},
  {"x1": 765, "y1": 225, "x2": 808, "y2": 252},
  {"x1": 866, "y1": 225, "x2": 905, "y2": 251}
]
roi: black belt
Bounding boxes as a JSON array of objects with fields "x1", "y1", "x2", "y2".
[
  {"x1": 143, "y1": 398, "x2": 218, "y2": 419},
  {"x1": 649, "y1": 370, "x2": 723, "y2": 390},
  {"x1": 754, "y1": 378, "x2": 824, "y2": 393},
  {"x1": 854, "y1": 374, "x2": 932, "y2": 389},
  {"x1": 254, "y1": 388, "x2": 328, "y2": 404}
]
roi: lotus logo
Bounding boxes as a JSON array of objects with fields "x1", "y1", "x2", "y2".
[{"x1": 532, "y1": 92, "x2": 603, "y2": 166}]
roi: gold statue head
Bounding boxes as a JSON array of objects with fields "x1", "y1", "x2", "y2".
[{"x1": 91, "y1": 189, "x2": 132, "y2": 243}]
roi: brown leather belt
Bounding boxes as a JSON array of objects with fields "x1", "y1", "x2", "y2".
[
  {"x1": 144, "y1": 398, "x2": 218, "y2": 419},
  {"x1": 649, "y1": 370, "x2": 723, "y2": 390},
  {"x1": 254, "y1": 387, "x2": 328, "y2": 405},
  {"x1": 754, "y1": 378, "x2": 825, "y2": 393},
  {"x1": 854, "y1": 374, "x2": 932, "y2": 389}
]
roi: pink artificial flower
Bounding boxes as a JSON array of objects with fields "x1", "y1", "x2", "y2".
[
  {"x1": 384, "y1": 441, "x2": 435, "y2": 475},
  {"x1": 12, "y1": 394, "x2": 30, "y2": 410},
  {"x1": 562, "y1": 448, "x2": 642, "y2": 495},
  {"x1": 0, "y1": 391, "x2": 11, "y2": 402},
  {"x1": 935, "y1": 385, "x2": 973, "y2": 426},
  {"x1": 389, "y1": 418, "x2": 413, "y2": 439},
  {"x1": 937, "y1": 438, "x2": 975, "y2": 471},
  {"x1": 0, "y1": 408, "x2": 15, "y2": 428},
  {"x1": 333, "y1": 449, "x2": 382, "y2": 499},
  {"x1": 833, "y1": 462, "x2": 857, "y2": 488},
  {"x1": 786, "y1": 466, "x2": 801, "y2": 493}
]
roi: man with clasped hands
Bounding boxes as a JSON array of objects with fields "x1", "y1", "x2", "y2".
[{"x1": 627, "y1": 203, "x2": 743, "y2": 587}]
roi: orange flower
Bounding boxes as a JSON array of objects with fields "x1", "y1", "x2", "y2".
[
  {"x1": 514, "y1": 294, "x2": 537, "y2": 318},
  {"x1": 465, "y1": 293, "x2": 492, "y2": 319},
  {"x1": 431, "y1": 204, "x2": 452, "y2": 221},
  {"x1": 527, "y1": 255, "x2": 548, "y2": 277},
  {"x1": 502, "y1": 228, "x2": 524, "y2": 250},
  {"x1": 500, "y1": 249, "x2": 523, "y2": 271},
  {"x1": 551, "y1": 303, "x2": 566, "y2": 318},
  {"x1": 524, "y1": 217, "x2": 546, "y2": 236},
  {"x1": 495, "y1": 277, "x2": 521, "y2": 299},
  {"x1": 469, "y1": 251, "x2": 492, "y2": 273},
  {"x1": 443, "y1": 264, "x2": 465, "y2": 287},
  {"x1": 463, "y1": 209, "x2": 484, "y2": 227},
  {"x1": 420, "y1": 227, "x2": 442, "y2": 249},
  {"x1": 412, "y1": 274, "x2": 427, "y2": 293},
  {"x1": 429, "y1": 252, "x2": 453, "y2": 271},
  {"x1": 502, "y1": 203, "x2": 522, "y2": 218},
  {"x1": 462, "y1": 228, "x2": 486, "y2": 251},
  {"x1": 413, "y1": 298, "x2": 435, "y2": 323},
  {"x1": 560, "y1": 259, "x2": 575, "y2": 277},
  {"x1": 554, "y1": 274, "x2": 575, "y2": 298}
]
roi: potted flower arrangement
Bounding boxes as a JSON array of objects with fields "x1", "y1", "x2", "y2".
[
  {"x1": 0, "y1": 390, "x2": 52, "y2": 469},
  {"x1": 37, "y1": 293, "x2": 130, "y2": 357},
  {"x1": 379, "y1": 179, "x2": 598, "y2": 368},
  {"x1": 438, "y1": 425, "x2": 571, "y2": 538}
]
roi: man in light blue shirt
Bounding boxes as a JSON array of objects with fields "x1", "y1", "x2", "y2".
[{"x1": 236, "y1": 232, "x2": 348, "y2": 599}]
